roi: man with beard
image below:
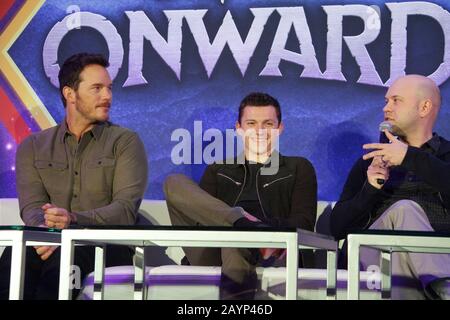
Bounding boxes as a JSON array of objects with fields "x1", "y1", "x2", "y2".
[
  {"x1": 331, "y1": 75, "x2": 450, "y2": 300},
  {"x1": 0, "y1": 53, "x2": 148, "y2": 299}
]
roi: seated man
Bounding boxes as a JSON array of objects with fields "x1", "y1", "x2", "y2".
[
  {"x1": 330, "y1": 74, "x2": 450, "y2": 300},
  {"x1": 164, "y1": 92, "x2": 317, "y2": 299},
  {"x1": 0, "y1": 53, "x2": 148, "y2": 299}
]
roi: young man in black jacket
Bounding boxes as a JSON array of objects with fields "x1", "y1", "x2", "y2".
[
  {"x1": 330, "y1": 75, "x2": 450, "y2": 299},
  {"x1": 164, "y1": 92, "x2": 317, "y2": 299}
]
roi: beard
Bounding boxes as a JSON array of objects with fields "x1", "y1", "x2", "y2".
[
  {"x1": 75, "y1": 100, "x2": 110, "y2": 123},
  {"x1": 389, "y1": 124, "x2": 407, "y2": 142}
]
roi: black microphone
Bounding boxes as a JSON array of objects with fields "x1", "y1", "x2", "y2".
[{"x1": 376, "y1": 121, "x2": 392, "y2": 185}]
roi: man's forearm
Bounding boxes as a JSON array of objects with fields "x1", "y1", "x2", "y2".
[
  {"x1": 330, "y1": 181, "x2": 382, "y2": 239},
  {"x1": 74, "y1": 198, "x2": 141, "y2": 225},
  {"x1": 21, "y1": 207, "x2": 45, "y2": 227}
]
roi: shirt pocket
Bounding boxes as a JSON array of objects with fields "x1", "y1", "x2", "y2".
[
  {"x1": 84, "y1": 157, "x2": 116, "y2": 194},
  {"x1": 34, "y1": 160, "x2": 68, "y2": 195}
]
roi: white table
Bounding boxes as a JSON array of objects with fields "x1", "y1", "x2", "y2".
[
  {"x1": 347, "y1": 230, "x2": 450, "y2": 300},
  {"x1": 58, "y1": 226, "x2": 338, "y2": 300},
  {"x1": 0, "y1": 226, "x2": 61, "y2": 300}
]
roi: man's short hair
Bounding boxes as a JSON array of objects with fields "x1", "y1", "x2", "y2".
[
  {"x1": 238, "y1": 92, "x2": 281, "y2": 124},
  {"x1": 58, "y1": 53, "x2": 109, "y2": 107}
]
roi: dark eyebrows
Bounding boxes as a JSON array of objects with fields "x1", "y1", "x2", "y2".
[
  {"x1": 243, "y1": 119, "x2": 278, "y2": 127},
  {"x1": 90, "y1": 82, "x2": 112, "y2": 88},
  {"x1": 244, "y1": 119, "x2": 275, "y2": 123}
]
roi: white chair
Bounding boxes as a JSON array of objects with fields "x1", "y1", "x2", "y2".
[
  {"x1": 0, "y1": 198, "x2": 22, "y2": 226},
  {"x1": 80, "y1": 200, "x2": 380, "y2": 300},
  {"x1": 0, "y1": 198, "x2": 23, "y2": 258},
  {"x1": 0, "y1": 198, "x2": 380, "y2": 299}
]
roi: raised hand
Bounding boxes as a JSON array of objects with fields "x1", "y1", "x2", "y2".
[
  {"x1": 362, "y1": 130, "x2": 408, "y2": 167},
  {"x1": 366, "y1": 156, "x2": 389, "y2": 189}
]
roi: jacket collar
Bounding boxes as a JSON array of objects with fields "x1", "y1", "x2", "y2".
[{"x1": 222, "y1": 150, "x2": 286, "y2": 168}]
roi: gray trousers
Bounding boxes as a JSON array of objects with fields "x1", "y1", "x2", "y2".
[
  {"x1": 360, "y1": 200, "x2": 450, "y2": 299},
  {"x1": 163, "y1": 174, "x2": 258, "y2": 285}
]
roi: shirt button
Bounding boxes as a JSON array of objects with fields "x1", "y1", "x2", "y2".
[
  {"x1": 73, "y1": 194, "x2": 78, "y2": 198},
  {"x1": 48, "y1": 163, "x2": 52, "y2": 167},
  {"x1": 98, "y1": 161, "x2": 102, "y2": 165},
  {"x1": 74, "y1": 171, "x2": 78, "y2": 175}
]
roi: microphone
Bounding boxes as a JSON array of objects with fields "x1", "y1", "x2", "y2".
[
  {"x1": 379, "y1": 121, "x2": 392, "y2": 144},
  {"x1": 376, "y1": 121, "x2": 392, "y2": 185}
]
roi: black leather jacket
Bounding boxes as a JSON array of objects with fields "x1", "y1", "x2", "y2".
[{"x1": 199, "y1": 153, "x2": 317, "y2": 231}]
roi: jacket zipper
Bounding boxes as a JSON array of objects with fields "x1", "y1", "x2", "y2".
[
  {"x1": 362, "y1": 180, "x2": 374, "y2": 229},
  {"x1": 256, "y1": 167, "x2": 268, "y2": 219},
  {"x1": 217, "y1": 173, "x2": 242, "y2": 186},
  {"x1": 232, "y1": 166, "x2": 246, "y2": 206},
  {"x1": 438, "y1": 192, "x2": 449, "y2": 214},
  {"x1": 262, "y1": 174, "x2": 293, "y2": 188}
]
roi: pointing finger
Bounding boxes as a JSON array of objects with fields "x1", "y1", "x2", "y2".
[
  {"x1": 384, "y1": 130, "x2": 397, "y2": 141},
  {"x1": 363, "y1": 143, "x2": 386, "y2": 150},
  {"x1": 363, "y1": 150, "x2": 384, "y2": 160}
]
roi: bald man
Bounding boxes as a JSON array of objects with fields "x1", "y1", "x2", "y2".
[{"x1": 331, "y1": 75, "x2": 450, "y2": 300}]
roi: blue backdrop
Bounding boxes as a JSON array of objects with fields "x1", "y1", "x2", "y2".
[{"x1": 1, "y1": 0, "x2": 449, "y2": 201}]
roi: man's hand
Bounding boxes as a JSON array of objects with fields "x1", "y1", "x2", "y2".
[
  {"x1": 243, "y1": 211, "x2": 261, "y2": 222},
  {"x1": 35, "y1": 203, "x2": 75, "y2": 260},
  {"x1": 34, "y1": 245, "x2": 57, "y2": 261},
  {"x1": 242, "y1": 211, "x2": 286, "y2": 260},
  {"x1": 260, "y1": 248, "x2": 286, "y2": 261},
  {"x1": 42, "y1": 203, "x2": 75, "y2": 229},
  {"x1": 366, "y1": 156, "x2": 390, "y2": 189},
  {"x1": 362, "y1": 130, "x2": 408, "y2": 167}
]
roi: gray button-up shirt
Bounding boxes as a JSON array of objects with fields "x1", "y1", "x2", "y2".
[{"x1": 15, "y1": 120, "x2": 148, "y2": 227}]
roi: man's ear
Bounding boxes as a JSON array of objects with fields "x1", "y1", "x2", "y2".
[
  {"x1": 63, "y1": 86, "x2": 74, "y2": 104},
  {"x1": 420, "y1": 99, "x2": 433, "y2": 118},
  {"x1": 278, "y1": 121, "x2": 284, "y2": 135},
  {"x1": 235, "y1": 121, "x2": 246, "y2": 138}
]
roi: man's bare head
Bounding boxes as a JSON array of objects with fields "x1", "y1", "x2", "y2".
[
  {"x1": 404, "y1": 74, "x2": 440, "y2": 109},
  {"x1": 384, "y1": 75, "x2": 441, "y2": 137}
]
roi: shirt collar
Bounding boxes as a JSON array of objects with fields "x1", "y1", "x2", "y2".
[
  {"x1": 57, "y1": 119, "x2": 107, "y2": 143},
  {"x1": 91, "y1": 122, "x2": 106, "y2": 140},
  {"x1": 421, "y1": 133, "x2": 440, "y2": 153}
]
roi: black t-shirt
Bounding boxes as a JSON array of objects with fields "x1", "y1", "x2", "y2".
[{"x1": 235, "y1": 161, "x2": 265, "y2": 221}]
